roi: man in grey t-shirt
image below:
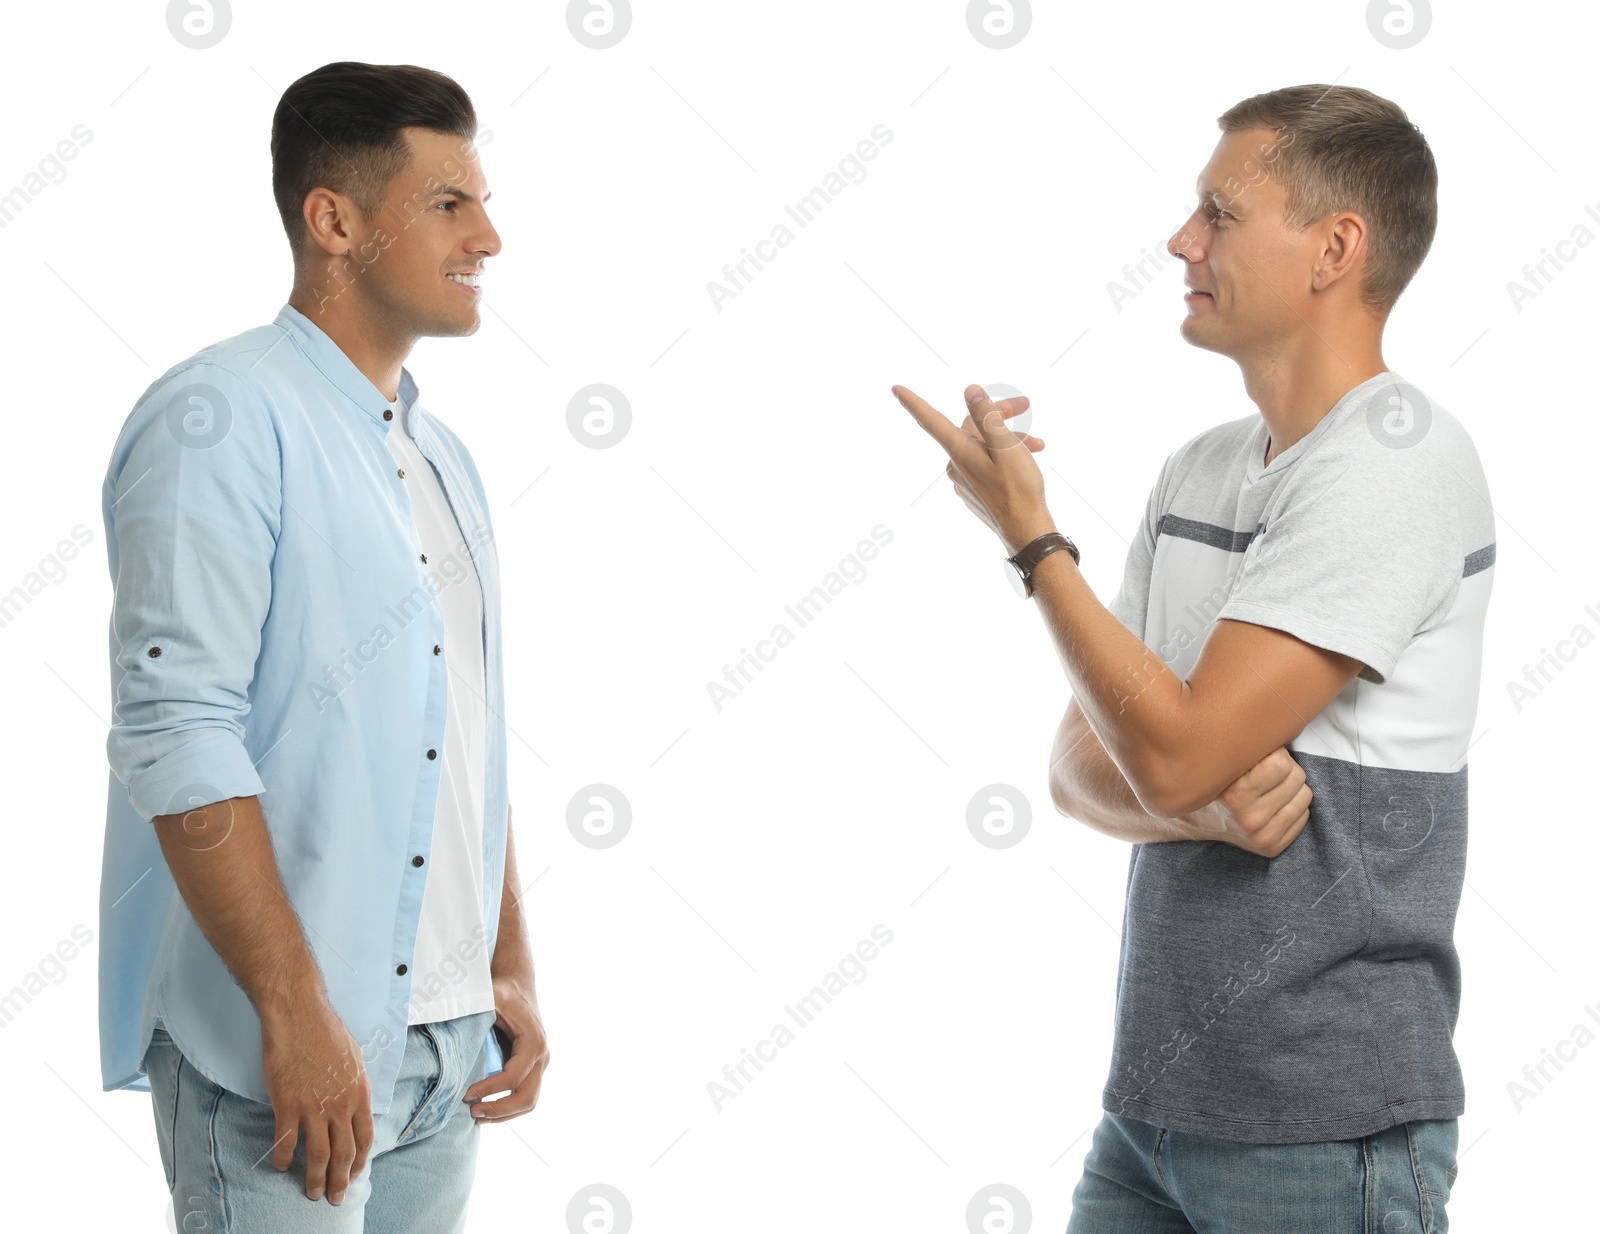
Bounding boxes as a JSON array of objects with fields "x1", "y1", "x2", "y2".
[
  {"x1": 1099, "y1": 366, "x2": 1493, "y2": 1150},
  {"x1": 895, "y1": 84, "x2": 1486, "y2": 1230}
]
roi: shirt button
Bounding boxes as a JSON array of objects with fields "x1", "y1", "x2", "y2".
[
  {"x1": 383, "y1": 409, "x2": 394, "y2": 421},
  {"x1": 433, "y1": 644, "x2": 442, "y2": 655},
  {"x1": 147, "y1": 646, "x2": 162, "y2": 659},
  {"x1": 412, "y1": 855, "x2": 425, "y2": 867},
  {"x1": 420, "y1": 553, "x2": 428, "y2": 563},
  {"x1": 397, "y1": 468, "x2": 406, "y2": 478},
  {"x1": 427, "y1": 749, "x2": 437, "y2": 759},
  {"x1": 396, "y1": 963, "x2": 408, "y2": 975}
]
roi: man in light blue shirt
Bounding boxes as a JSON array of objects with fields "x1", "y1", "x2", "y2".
[{"x1": 98, "y1": 61, "x2": 548, "y2": 1229}]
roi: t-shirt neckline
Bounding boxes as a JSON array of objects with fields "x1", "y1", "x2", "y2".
[{"x1": 1245, "y1": 369, "x2": 1399, "y2": 484}]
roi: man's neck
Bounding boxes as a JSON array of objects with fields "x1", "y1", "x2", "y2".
[
  {"x1": 287, "y1": 287, "x2": 412, "y2": 403},
  {"x1": 1242, "y1": 337, "x2": 1387, "y2": 468}
]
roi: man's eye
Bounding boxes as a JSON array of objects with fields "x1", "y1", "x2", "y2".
[{"x1": 437, "y1": 200, "x2": 457, "y2": 211}]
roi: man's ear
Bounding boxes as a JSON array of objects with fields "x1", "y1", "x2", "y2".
[
  {"x1": 300, "y1": 187, "x2": 359, "y2": 261},
  {"x1": 1312, "y1": 211, "x2": 1368, "y2": 293}
]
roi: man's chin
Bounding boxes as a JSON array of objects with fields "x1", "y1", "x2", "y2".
[
  {"x1": 417, "y1": 306, "x2": 482, "y2": 339},
  {"x1": 1178, "y1": 317, "x2": 1230, "y2": 356}
]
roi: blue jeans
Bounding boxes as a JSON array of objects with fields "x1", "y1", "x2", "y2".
[
  {"x1": 146, "y1": 1009, "x2": 497, "y2": 1233},
  {"x1": 1067, "y1": 1111, "x2": 1458, "y2": 1233}
]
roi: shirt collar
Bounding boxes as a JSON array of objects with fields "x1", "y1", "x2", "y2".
[{"x1": 273, "y1": 302, "x2": 420, "y2": 429}]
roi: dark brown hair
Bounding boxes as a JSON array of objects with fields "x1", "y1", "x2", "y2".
[
  {"x1": 1218, "y1": 85, "x2": 1437, "y2": 315},
  {"x1": 270, "y1": 62, "x2": 477, "y2": 264}
]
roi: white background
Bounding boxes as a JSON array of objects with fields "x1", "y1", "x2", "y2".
[{"x1": 0, "y1": 0, "x2": 1593, "y2": 1230}]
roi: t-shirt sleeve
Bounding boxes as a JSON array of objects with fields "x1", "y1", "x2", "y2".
[
  {"x1": 1215, "y1": 432, "x2": 1463, "y2": 685},
  {"x1": 1106, "y1": 457, "x2": 1169, "y2": 643}
]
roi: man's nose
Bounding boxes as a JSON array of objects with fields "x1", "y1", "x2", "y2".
[{"x1": 1167, "y1": 210, "x2": 1205, "y2": 261}]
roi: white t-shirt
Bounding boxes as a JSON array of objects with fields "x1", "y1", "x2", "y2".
[{"x1": 384, "y1": 394, "x2": 496, "y2": 1024}]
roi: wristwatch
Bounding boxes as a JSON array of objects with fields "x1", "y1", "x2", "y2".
[{"x1": 1005, "y1": 532, "x2": 1080, "y2": 598}]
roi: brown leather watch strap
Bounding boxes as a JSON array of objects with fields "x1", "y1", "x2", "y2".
[{"x1": 1008, "y1": 532, "x2": 1080, "y2": 596}]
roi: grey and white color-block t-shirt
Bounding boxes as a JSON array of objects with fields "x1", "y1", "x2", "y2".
[{"x1": 1101, "y1": 370, "x2": 1495, "y2": 1144}]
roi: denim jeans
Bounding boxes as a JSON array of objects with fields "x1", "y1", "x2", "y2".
[
  {"x1": 1066, "y1": 1110, "x2": 1458, "y2": 1233},
  {"x1": 146, "y1": 1008, "x2": 498, "y2": 1233}
]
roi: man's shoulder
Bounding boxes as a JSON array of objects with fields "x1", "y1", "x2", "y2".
[
  {"x1": 1267, "y1": 376, "x2": 1493, "y2": 577},
  {"x1": 135, "y1": 319, "x2": 295, "y2": 405},
  {"x1": 110, "y1": 320, "x2": 291, "y2": 479},
  {"x1": 120, "y1": 320, "x2": 298, "y2": 445},
  {"x1": 1313, "y1": 374, "x2": 1489, "y2": 500}
]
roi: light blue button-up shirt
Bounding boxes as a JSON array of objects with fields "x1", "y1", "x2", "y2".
[{"x1": 98, "y1": 302, "x2": 509, "y2": 1115}]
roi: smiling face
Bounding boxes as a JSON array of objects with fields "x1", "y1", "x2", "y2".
[
  {"x1": 1166, "y1": 126, "x2": 1322, "y2": 362},
  {"x1": 303, "y1": 126, "x2": 501, "y2": 340}
]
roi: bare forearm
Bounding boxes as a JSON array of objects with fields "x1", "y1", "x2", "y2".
[
  {"x1": 492, "y1": 806, "x2": 535, "y2": 984},
  {"x1": 1027, "y1": 550, "x2": 1192, "y2": 812},
  {"x1": 151, "y1": 795, "x2": 328, "y2": 1025},
  {"x1": 1050, "y1": 703, "x2": 1209, "y2": 844}
]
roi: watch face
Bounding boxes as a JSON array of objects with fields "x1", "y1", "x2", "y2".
[{"x1": 1003, "y1": 556, "x2": 1029, "y2": 598}]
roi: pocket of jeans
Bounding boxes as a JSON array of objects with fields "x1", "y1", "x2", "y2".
[{"x1": 1407, "y1": 1119, "x2": 1458, "y2": 1201}]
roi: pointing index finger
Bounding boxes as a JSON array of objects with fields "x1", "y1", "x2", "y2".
[{"x1": 892, "y1": 384, "x2": 986, "y2": 468}]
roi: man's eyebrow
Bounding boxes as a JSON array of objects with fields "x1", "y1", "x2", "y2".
[{"x1": 434, "y1": 185, "x2": 493, "y2": 204}]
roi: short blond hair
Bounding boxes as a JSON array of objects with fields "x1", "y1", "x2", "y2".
[{"x1": 1218, "y1": 85, "x2": 1438, "y2": 315}]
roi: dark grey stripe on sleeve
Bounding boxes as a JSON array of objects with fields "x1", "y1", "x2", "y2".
[
  {"x1": 1157, "y1": 513, "x2": 1266, "y2": 553},
  {"x1": 1463, "y1": 543, "x2": 1496, "y2": 578}
]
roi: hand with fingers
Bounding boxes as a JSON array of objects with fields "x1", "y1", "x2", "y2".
[
  {"x1": 460, "y1": 973, "x2": 550, "y2": 1123},
  {"x1": 893, "y1": 382, "x2": 1058, "y2": 555},
  {"x1": 261, "y1": 1000, "x2": 375, "y2": 1206},
  {"x1": 1185, "y1": 746, "x2": 1314, "y2": 858}
]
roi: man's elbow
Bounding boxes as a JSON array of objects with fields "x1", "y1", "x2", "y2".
[
  {"x1": 1051, "y1": 748, "x2": 1175, "y2": 823},
  {"x1": 1049, "y1": 776, "x2": 1079, "y2": 820},
  {"x1": 1129, "y1": 754, "x2": 1205, "y2": 820},
  {"x1": 1049, "y1": 753, "x2": 1109, "y2": 824},
  {"x1": 1147, "y1": 785, "x2": 1202, "y2": 820}
]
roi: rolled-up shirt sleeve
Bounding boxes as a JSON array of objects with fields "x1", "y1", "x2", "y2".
[{"x1": 104, "y1": 363, "x2": 283, "y2": 822}]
